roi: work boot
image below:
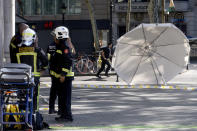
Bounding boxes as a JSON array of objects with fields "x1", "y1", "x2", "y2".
[
  {"x1": 57, "y1": 110, "x2": 61, "y2": 115},
  {"x1": 105, "y1": 73, "x2": 109, "y2": 77},
  {"x1": 55, "y1": 116, "x2": 73, "y2": 122},
  {"x1": 49, "y1": 109, "x2": 58, "y2": 114},
  {"x1": 96, "y1": 74, "x2": 101, "y2": 78}
]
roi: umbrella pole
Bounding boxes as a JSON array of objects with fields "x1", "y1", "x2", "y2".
[{"x1": 116, "y1": 74, "x2": 119, "y2": 82}]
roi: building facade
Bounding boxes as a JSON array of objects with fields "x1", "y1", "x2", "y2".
[
  {"x1": 16, "y1": 0, "x2": 197, "y2": 54},
  {"x1": 16, "y1": 0, "x2": 111, "y2": 54},
  {"x1": 113, "y1": 0, "x2": 197, "y2": 43}
]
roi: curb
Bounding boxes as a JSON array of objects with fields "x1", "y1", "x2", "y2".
[{"x1": 72, "y1": 84, "x2": 196, "y2": 91}]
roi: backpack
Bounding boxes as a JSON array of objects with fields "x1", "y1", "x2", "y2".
[{"x1": 32, "y1": 111, "x2": 49, "y2": 130}]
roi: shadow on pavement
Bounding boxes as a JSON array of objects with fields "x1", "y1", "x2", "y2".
[{"x1": 39, "y1": 86, "x2": 197, "y2": 130}]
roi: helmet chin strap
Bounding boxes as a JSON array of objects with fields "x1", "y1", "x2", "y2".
[{"x1": 57, "y1": 38, "x2": 68, "y2": 44}]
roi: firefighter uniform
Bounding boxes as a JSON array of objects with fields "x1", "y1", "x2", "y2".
[
  {"x1": 10, "y1": 23, "x2": 29, "y2": 63},
  {"x1": 49, "y1": 41, "x2": 74, "y2": 121},
  {"x1": 10, "y1": 33, "x2": 22, "y2": 63},
  {"x1": 16, "y1": 46, "x2": 48, "y2": 111}
]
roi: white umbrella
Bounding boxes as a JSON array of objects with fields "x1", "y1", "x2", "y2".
[{"x1": 113, "y1": 23, "x2": 190, "y2": 85}]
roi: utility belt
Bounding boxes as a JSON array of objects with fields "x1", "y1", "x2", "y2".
[{"x1": 50, "y1": 68, "x2": 74, "y2": 78}]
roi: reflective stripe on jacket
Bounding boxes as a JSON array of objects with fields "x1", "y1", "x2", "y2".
[
  {"x1": 16, "y1": 52, "x2": 40, "y2": 77},
  {"x1": 50, "y1": 68, "x2": 74, "y2": 78},
  {"x1": 62, "y1": 67, "x2": 74, "y2": 77}
]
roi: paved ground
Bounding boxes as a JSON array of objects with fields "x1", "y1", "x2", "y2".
[
  {"x1": 37, "y1": 63, "x2": 197, "y2": 131},
  {"x1": 2, "y1": 63, "x2": 197, "y2": 131}
]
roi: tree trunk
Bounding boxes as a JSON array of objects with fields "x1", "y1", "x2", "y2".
[
  {"x1": 85, "y1": 0, "x2": 100, "y2": 52},
  {"x1": 161, "y1": 0, "x2": 165, "y2": 23},
  {"x1": 126, "y1": 0, "x2": 131, "y2": 32},
  {"x1": 148, "y1": 0, "x2": 154, "y2": 23}
]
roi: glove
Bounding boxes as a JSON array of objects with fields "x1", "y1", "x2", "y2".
[{"x1": 60, "y1": 75, "x2": 65, "y2": 83}]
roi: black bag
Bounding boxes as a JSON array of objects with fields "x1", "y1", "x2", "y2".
[{"x1": 32, "y1": 111, "x2": 49, "y2": 130}]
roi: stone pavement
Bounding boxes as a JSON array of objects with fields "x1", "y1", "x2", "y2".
[{"x1": 38, "y1": 66, "x2": 197, "y2": 131}]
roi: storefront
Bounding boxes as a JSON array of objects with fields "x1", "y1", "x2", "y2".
[{"x1": 26, "y1": 20, "x2": 109, "y2": 54}]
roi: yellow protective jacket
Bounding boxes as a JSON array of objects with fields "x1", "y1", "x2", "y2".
[
  {"x1": 9, "y1": 33, "x2": 22, "y2": 63},
  {"x1": 16, "y1": 46, "x2": 48, "y2": 77}
]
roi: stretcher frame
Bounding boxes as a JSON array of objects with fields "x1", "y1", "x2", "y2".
[{"x1": 0, "y1": 64, "x2": 34, "y2": 131}]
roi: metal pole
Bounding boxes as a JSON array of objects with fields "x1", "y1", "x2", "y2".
[
  {"x1": 0, "y1": 0, "x2": 4, "y2": 68},
  {"x1": 4, "y1": 0, "x2": 15, "y2": 63},
  {"x1": 109, "y1": 0, "x2": 113, "y2": 44},
  {"x1": 154, "y1": 0, "x2": 159, "y2": 23},
  {"x1": 161, "y1": 0, "x2": 165, "y2": 23},
  {"x1": 62, "y1": 13, "x2": 65, "y2": 24}
]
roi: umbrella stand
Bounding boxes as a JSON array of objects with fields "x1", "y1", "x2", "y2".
[
  {"x1": 116, "y1": 74, "x2": 119, "y2": 82},
  {"x1": 150, "y1": 57, "x2": 167, "y2": 85}
]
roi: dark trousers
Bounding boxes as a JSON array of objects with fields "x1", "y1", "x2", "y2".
[
  {"x1": 58, "y1": 78, "x2": 72, "y2": 118},
  {"x1": 49, "y1": 77, "x2": 59, "y2": 110},
  {"x1": 97, "y1": 59, "x2": 111, "y2": 75},
  {"x1": 33, "y1": 77, "x2": 40, "y2": 111}
]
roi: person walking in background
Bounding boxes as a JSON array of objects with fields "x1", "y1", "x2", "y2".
[
  {"x1": 96, "y1": 43, "x2": 112, "y2": 78},
  {"x1": 10, "y1": 23, "x2": 29, "y2": 63}
]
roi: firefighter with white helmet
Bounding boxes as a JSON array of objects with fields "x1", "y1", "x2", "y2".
[
  {"x1": 20, "y1": 28, "x2": 37, "y2": 46},
  {"x1": 16, "y1": 28, "x2": 48, "y2": 111},
  {"x1": 10, "y1": 23, "x2": 29, "y2": 63},
  {"x1": 47, "y1": 26, "x2": 74, "y2": 122}
]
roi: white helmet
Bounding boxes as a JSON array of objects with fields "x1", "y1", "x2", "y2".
[
  {"x1": 21, "y1": 28, "x2": 36, "y2": 46},
  {"x1": 52, "y1": 26, "x2": 69, "y2": 39}
]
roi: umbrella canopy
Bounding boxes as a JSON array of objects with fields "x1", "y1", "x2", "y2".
[{"x1": 113, "y1": 23, "x2": 190, "y2": 85}]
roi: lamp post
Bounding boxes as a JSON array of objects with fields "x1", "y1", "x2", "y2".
[
  {"x1": 61, "y1": 3, "x2": 67, "y2": 24},
  {"x1": 109, "y1": 0, "x2": 114, "y2": 45},
  {"x1": 154, "y1": 0, "x2": 159, "y2": 23},
  {"x1": 161, "y1": 0, "x2": 165, "y2": 23}
]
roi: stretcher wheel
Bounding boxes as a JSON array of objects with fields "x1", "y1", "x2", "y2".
[{"x1": 0, "y1": 124, "x2": 5, "y2": 131}]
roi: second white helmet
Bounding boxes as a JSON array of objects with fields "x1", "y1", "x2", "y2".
[
  {"x1": 21, "y1": 28, "x2": 36, "y2": 46},
  {"x1": 53, "y1": 26, "x2": 69, "y2": 39}
]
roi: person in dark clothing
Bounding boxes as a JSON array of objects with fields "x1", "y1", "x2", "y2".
[
  {"x1": 16, "y1": 28, "x2": 48, "y2": 111},
  {"x1": 96, "y1": 44, "x2": 112, "y2": 78},
  {"x1": 10, "y1": 23, "x2": 29, "y2": 63},
  {"x1": 47, "y1": 42, "x2": 59, "y2": 114},
  {"x1": 48, "y1": 29, "x2": 75, "y2": 115},
  {"x1": 49, "y1": 26, "x2": 74, "y2": 122}
]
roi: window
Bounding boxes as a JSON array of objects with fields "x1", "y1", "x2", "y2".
[
  {"x1": 18, "y1": 0, "x2": 81, "y2": 16},
  {"x1": 56, "y1": 0, "x2": 81, "y2": 14},
  {"x1": 31, "y1": 0, "x2": 42, "y2": 15},
  {"x1": 21, "y1": 0, "x2": 31, "y2": 15},
  {"x1": 132, "y1": 0, "x2": 150, "y2": 2},
  {"x1": 43, "y1": 0, "x2": 55, "y2": 15},
  {"x1": 116, "y1": 0, "x2": 149, "y2": 2},
  {"x1": 56, "y1": 0, "x2": 68, "y2": 14},
  {"x1": 69, "y1": 0, "x2": 81, "y2": 14}
]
